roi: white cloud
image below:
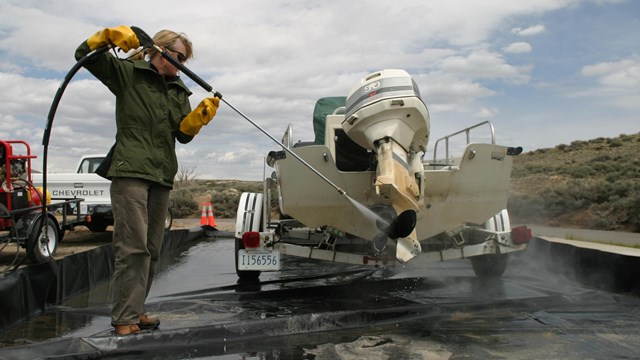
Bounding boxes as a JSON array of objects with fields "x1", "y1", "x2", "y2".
[
  {"x1": 573, "y1": 57, "x2": 640, "y2": 111},
  {"x1": 504, "y1": 42, "x2": 533, "y2": 54},
  {"x1": 511, "y1": 24, "x2": 546, "y2": 36},
  {"x1": 582, "y1": 58, "x2": 640, "y2": 89},
  {"x1": 474, "y1": 107, "x2": 499, "y2": 118},
  {"x1": 437, "y1": 50, "x2": 531, "y2": 84},
  {"x1": 415, "y1": 72, "x2": 496, "y2": 111},
  {"x1": 206, "y1": 151, "x2": 238, "y2": 163}
]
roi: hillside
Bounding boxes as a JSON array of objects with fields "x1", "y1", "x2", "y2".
[{"x1": 508, "y1": 132, "x2": 640, "y2": 232}]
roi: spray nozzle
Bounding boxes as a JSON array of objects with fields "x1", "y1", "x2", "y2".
[{"x1": 131, "y1": 26, "x2": 154, "y2": 50}]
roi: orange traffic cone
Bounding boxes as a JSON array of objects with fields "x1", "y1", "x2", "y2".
[
  {"x1": 207, "y1": 202, "x2": 217, "y2": 227},
  {"x1": 200, "y1": 202, "x2": 208, "y2": 226}
]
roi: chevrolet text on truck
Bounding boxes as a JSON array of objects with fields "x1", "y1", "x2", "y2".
[{"x1": 52, "y1": 188, "x2": 105, "y2": 198}]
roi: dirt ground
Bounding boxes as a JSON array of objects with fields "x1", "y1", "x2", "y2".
[{"x1": 0, "y1": 218, "x2": 235, "y2": 271}]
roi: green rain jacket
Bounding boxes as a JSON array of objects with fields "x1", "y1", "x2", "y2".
[{"x1": 75, "y1": 42, "x2": 194, "y2": 188}]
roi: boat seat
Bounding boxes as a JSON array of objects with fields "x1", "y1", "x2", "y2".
[{"x1": 334, "y1": 129, "x2": 373, "y2": 172}]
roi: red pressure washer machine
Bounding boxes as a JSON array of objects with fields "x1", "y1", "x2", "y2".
[{"x1": 0, "y1": 140, "x2": 87, "y2": 264}]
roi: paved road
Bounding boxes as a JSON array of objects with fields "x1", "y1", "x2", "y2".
[{"x1": 530, "y1": 225, "x2": 640, "y2": 247}]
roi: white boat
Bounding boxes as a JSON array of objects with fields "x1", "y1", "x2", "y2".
[{"x1": 234, "y1": 69, "x2": 531, "y2": 280}]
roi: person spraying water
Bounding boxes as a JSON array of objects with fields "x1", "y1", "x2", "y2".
[{"x1": 75, "y1": 26, "x2": 220, "y2": 336}]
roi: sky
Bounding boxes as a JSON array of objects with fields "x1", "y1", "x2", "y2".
[{"x1": 1, "y1": 0, "x2": 638, "y2": 181}]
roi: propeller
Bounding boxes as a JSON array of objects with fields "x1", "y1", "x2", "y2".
[
  {"x1": 377, "y1": 209, "x2": 416, "y2": 239},
  {"x1": 371, "y1": 205, "x2": 417, "y2": 254}
]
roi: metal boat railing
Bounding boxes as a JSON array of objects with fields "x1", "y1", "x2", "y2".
[{"x1": 430, "y1": 121, "x2": 496, "y2": 166}]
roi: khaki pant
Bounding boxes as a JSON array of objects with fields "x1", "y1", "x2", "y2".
[{"x1": 110, "y1": 177, "x2": 170, "y2": 325}]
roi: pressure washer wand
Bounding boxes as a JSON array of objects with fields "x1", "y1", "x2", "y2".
[{"x1": 130, "y1": 27, "x2": 347, "y2": 196}]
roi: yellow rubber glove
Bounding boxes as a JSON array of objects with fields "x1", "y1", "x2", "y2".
[
  {"x1": 179, "y1": 97, "x2": 220, "y2": 136},
  {"x1": 87, "y1": 26, "x2": 140, "y2": 52}
]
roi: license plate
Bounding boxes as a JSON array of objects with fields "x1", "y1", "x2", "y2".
[{"x1": 238, "y1": 250, "x2": 280, "y2": 271}]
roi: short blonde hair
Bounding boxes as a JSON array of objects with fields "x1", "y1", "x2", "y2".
[{"x1": 130, "y1": 29, "x2": 193, "y2": 61}]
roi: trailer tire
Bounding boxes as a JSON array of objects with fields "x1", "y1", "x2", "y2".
[
  {"x1": 27, "y1": 215, "x2": 59, "y2": 264},
  {"x1": 470, "y1": 209, "x2": 510, "y2": 279},
  {"x1": 471, "y1": 253, "x2": 508, "y2": 279},
  {"x1": 165, "y1": 208, "x2": 173, "y2": 231}
]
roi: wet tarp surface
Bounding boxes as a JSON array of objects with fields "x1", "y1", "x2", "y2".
[{"x1": 0, "y1": 235, "x2": 639, "y2": 359}]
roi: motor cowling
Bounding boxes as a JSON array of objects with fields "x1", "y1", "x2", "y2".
[{"x1": 343, "y1": 69, "x2": 430, "y2": 153}]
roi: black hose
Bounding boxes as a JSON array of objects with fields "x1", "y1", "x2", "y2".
[
  {"x1": 37, "y1": 45, "x2": 110, "y2": 264},
  {"x1": 42, "y1": 46, "x2": 110, "y2": 148}
]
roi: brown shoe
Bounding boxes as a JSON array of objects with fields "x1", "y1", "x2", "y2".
[
  {"x1": 113, "y1": 323, "x2": 141, "y2": 335},
  {"x1": 139, "y1": 313, "x2": 160, "y2": 330}
]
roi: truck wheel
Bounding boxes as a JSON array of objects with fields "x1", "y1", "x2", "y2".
[
  {"x1": 165, "y1": 208, "x2": 173, "y2": 231},
  {"x1": 235, "y1": 192, "x2": 263, "y2": 281},
  {"x1": 87, "y1": 220, "x2": 108, "y2": 232},
  {"x1": 27, "y1": 216, "x2": 59, "y2": 264}
]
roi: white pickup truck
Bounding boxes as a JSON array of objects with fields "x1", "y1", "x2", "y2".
[
  {"x1": 32, "y1": 155, "x2": 112, "y2": 232},
  {"x1": 33, "y1": 155, "x2": 173, "y2": 232}
]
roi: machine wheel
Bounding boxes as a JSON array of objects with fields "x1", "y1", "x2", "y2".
[
  {"x1": 165, "y1": 208, "x2": 173, "y2": 231},
  {"x1": 27, "y1": 216, "x2": 59, "y2": 263},
  {"x1": 470, "y1": 209, "x2": 510, "y2": 279},
  {"x1": 235, "y1": 192, "x2": 263, "y2": 281}
]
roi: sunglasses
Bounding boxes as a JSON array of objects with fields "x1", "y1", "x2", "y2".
[{"x1": 166, "y1": 47, "x2": 186, "y2": 63}]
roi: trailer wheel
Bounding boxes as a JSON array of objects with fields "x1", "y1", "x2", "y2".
[
  {"x1": 235, "y1": 192, "x2": 263, "y2": 281},
  {"x1": 27, "y1": 216, "x2": 59, "y2": 264},
  {"x1": 470, "y1": 209, "x2": 510, "y2": 279},
  {"x1": 471, "y1": 253, "x2": 508, "y2": 279},
  {"x1": 165, "y1": 208, "x2": 173, "y2": 231}
]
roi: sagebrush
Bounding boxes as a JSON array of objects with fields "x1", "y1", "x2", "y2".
[
  {"x1": 169, "y1": 179, "x2": 264, "y2": 219},
  {"x1": 509, "y1": 132, "x2": 640, "y2": 232}
]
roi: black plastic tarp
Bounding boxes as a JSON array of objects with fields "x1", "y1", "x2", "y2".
[
  {"x1": 0, "y1": 228, "x2": 205, "y2": 331},
  {"x1": 0, "y1": 236, "x2": 639, "y2": 359}
]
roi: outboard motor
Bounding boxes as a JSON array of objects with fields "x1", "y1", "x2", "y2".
[
  {"x1": 343, "y1": 69, "x2": 430, "y2": 261},
  {"x1": 343, "y1": 70, "x2": 429, "y2": 211}
]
